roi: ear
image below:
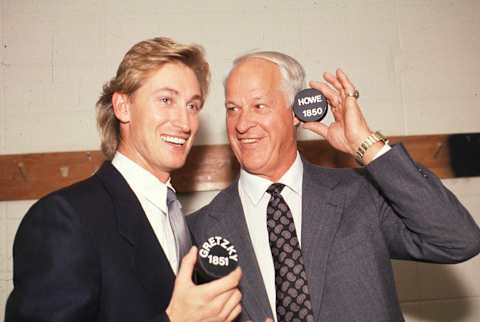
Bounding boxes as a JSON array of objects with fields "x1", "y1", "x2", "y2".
[{"x1": 112, "y1": 92, "x2": 131, "y2": 123}]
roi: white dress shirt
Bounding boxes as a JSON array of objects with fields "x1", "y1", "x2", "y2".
[
  {"x1": 239, "y1": 152, "x2": 304, "y2": 320},
  {"x1": 112, "y1": 152, "x2": 179, "y2": 273},
  {"x1": 238, "y1": 145, "x2": 391, "y2": 320}
]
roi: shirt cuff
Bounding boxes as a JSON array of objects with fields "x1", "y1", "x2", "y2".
[{"x1": 372, "y1": 143, "x2": 391, "y2": 161}]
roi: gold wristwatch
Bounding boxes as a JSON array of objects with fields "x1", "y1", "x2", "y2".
[{"x1": 355, "y1": 131, "x2": 389, "y2": 164}]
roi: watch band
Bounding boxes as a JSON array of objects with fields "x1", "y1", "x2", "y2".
[{"x1": 355, "y1": 131, "x2": 389, "y2": 164}]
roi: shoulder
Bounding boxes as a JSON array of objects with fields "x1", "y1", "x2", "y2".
[
  {"x1": 23, "y1": 175, "x2": 103, "y2": 221},
  {"x1": 48, "y1": 161, "x2": 131, "y2": 215},
  {"x1": 187, "y1": 182, "x2": 238, "y2": 229},
  {"x1": 60, "y1": 173, "x2": 111, "y2": 208},
  {"x1": 301, "y1": 159, "x2": 383, "y2": 211},
  {"x1": 21, "y1": 163, "x2": 122, "y2": 233},
  {"x1": 52, "y1": 171, "x2": 112, "y2": 211},
  {"x1": 302, "y1": 158, "x2": 370, "y2": 188}
]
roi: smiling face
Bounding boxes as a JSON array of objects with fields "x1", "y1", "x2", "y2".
[
  {"x1": 113, "y1": 62, "x2": 203, "y2": 182},
  {"x1": 225, "y1": 58, "x2": 299, "y2": 182}
]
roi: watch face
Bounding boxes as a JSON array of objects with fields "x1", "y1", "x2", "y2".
[{"x1": 292, "y1": 88, "x2": 328, "y2": 122}]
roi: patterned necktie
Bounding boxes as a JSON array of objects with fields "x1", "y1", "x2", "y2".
[
  {"x1": 167, "y1": 187, "x2": 192, "y2": 268},
  {"x1": 266, "y1": 183, "x2": 314, "y2": 322}
]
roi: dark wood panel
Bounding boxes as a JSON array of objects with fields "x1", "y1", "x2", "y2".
[{"x1": 0, "y1": 134, "x2": 470, "y2": 201}]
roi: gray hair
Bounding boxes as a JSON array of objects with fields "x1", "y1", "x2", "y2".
[{"x1": 231, "y1": 51, "x2": 306, "y2": 106}]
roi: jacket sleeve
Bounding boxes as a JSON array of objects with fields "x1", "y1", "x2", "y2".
[
  {"x1": 5, "y1": 193, "x2": 101, "y2": 322},
  {"x1": 366, "y1": 144, "x2": 480, "y2": 263}
]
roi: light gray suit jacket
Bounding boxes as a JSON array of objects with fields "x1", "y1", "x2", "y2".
[{"x1": 188, "y1": 145, "x2": 480, "y2": 322}]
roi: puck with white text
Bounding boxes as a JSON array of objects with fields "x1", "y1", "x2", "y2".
[
  {"x1": 195, "y1": 236, "x2": 239, "y2": 284},
  {"x1": 293, "y1": 88, "x2": 328, "y2": 122}
]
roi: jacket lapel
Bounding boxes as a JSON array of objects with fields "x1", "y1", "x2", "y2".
[
  {"x1": 96, "y1": 162, "x2": 175, "y2": 299},
  {"x1": 208, "y1": 183, "x2": 273, "y2": 321},
  {"x1": 301, "y1": 160, "x2": 344, "y2": 319}
]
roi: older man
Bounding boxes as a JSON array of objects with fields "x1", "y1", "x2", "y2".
[
  {"x1": 6, "y1": 37, "x2": 242, "y2": 322},
  {"x1": 188, "y1": 51, "x2": 480, "y2": 322}
]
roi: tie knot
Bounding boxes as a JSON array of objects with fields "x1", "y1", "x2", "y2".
[{"x1": 267, "y1": 183, "x2": 285, "y2": 196}]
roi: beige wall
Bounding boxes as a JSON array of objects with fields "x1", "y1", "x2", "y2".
[{"x1": 1, "y1": 0, "x2": 480, "y2": 321}]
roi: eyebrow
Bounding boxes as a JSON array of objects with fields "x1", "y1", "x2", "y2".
[
  {"x1": 153, "y1": 87, "x2": 203, "y2": 102},
  {"x1": 251, "y1": 95, "x2": 266, "y2": 101},
  {"x1": 189, "y1": 94, "x2": 203, "y2": 102},
  {"x1": 225, "y1": 94, "x2": 266, "y2": 105},
  {"x1": 153, "y1": 87, "x2": 178, "y2": 95}
]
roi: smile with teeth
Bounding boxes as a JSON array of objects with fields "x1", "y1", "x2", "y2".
[
  {"x1": 161, "y1": 135, "x2": 187, "y2": 145},
  {"x1": 239, "y1": 138, "x2": 260, "y2": 144}
]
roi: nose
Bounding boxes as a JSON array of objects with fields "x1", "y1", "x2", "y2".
[
  {"x1": 235, "y1": 108, "x2": 256, "y2": 134},
  {"x1": 171, "y1": 104, "x2": 191, "y2": 133}
]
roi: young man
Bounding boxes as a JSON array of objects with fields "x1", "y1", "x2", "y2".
[
  {"x1": 188, "y1": 51, "x2": 480, "y2": 322},
  {"x1": 6, "y1": 37, "x2": 242, "y2": 322}
]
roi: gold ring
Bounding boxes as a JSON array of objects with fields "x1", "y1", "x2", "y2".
[{"x1": 346, "y1": 89, "x2": 360, "y2": 99}]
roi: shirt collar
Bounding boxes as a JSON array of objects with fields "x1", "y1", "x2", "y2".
[
  {"x1": 239, "y1": 152, "x2": 303, "y2": 205},
  {"x1": 111, "y1": 152, "x2": 173, "y2": 213}
]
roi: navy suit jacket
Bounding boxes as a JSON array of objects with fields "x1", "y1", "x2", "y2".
[
  {"x1": 6, "y1": 162, "x2": 174, "y2": 322},
  {"x1": 188, "y1": 144, "x2": 480, "y2": 322}
]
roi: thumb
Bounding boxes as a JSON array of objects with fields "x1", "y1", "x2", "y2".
[
  {"x1": 176, "y1": 246, "x2": 197, "y2": 285},
  {"x1": 302, "y1": 121, "x2": 328, "y2": 139}
]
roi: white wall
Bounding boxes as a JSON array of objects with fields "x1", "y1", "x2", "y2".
[{"x1": 1, "y1": 0, "x2": 480, "y2": 321}]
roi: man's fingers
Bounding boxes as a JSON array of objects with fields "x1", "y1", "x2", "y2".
[
  {"x1": 309, "y1": 81, "x2": 341, "y2": 107},
  {"x1": 225, "y1": 304, "x2": 242, "y2": 322},
  {"x1": 302, "y1": 121, "x2": 329, "y2": 139},
  {"x1": 336, "y1": 68, "x2": 356, "y2": 94},
  {"x1": 201, "y1": 288, "x2": 238, "y2": 321},
  {"x1": 199, "y1": 266, "x2": 242, "y2": 296},
  {"x1": 176, "y1": 246, "x2": 197, "y2": 284},
  {"x1": 323, "y1": 71, "x2": 344, "y2": 94},
  {"x1": 218, "y1": 289, "x2": 242, "y2": 321}
]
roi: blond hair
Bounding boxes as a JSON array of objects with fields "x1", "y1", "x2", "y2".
[{"x1": 96, "y1": 37, "x2": 210, "y2": 159}]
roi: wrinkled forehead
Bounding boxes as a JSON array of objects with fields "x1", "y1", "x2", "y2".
[{"x1": 225, "y1": 58, "x2": 283, "y2": 97}]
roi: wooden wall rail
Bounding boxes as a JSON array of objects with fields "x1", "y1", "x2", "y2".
[{"x1": 0, "y1": 133, "x2": 478, "y2": 201}]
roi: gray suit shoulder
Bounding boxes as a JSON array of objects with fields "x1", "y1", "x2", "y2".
[
  {"x1": 302, "y1": 158, "x2": 372, "y2": 190},
  {"x1": 187, "y1": 183, "x2": 237, "y2": 236}
]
